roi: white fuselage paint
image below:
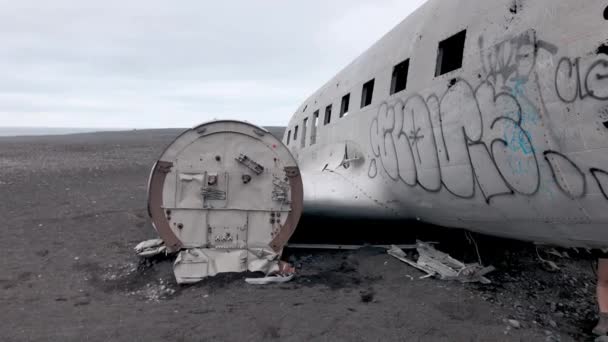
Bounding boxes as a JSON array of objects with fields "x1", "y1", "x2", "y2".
[{"x1": 284, "y1": 0, "x2": 608, "y2": 248}]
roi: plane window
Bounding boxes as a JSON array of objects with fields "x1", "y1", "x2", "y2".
[
  {"x1": 293, "y1": 125, "x2": 299, "y2": 142},
  {"x1": 391, "y1": 59, "x2": 410, "y2": 94},
  {"x1": 324, "y1": 105, "x2": 332, "y2": 125},
  {"x1": 301, "y1": 118, "x2": 308, "y2": 148},
  {"x1": 286, "y1": 130, "x2": 291, "y2": 145},
  {"x1": 303, "y1": 105, "x2": 308, "y2": 112},
  {"x1": 340, "y1": 94, "x2": 350, "y2": 117},
  {"x1": 435, "y1": 30, "x2": 466, "y2": 76},
  {"x1": 604, "y1": 5, "x2": 608, "y2": 20},
  {"x1": 311, "y1": 111, "x2": 319, "y2": 145},
  {"x1": 361, "y1": 79, "x2": 375, "y2": 108}
]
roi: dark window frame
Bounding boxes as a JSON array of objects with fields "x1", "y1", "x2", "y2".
[
  {"x1": 286, "y1": 130, "x2": 292, "y2": 145},
  {"x1": 390, "y1": 59, "x2": 410, "y2": 94},
  {"x1": 324, "y1": 105, "x2": 332, "y2": 125},
  {"x1": 311, "y1": 111, "x2": 319, "y2": 145},
  {"x1": 435, "y1": 30, "x2": 467, "y2": 76},
  {"x1": 301, "y1": 117, "x2": 308, "y2": 148},
  {"x1": 361, "y1": 79, "x2": 375, "y2": 108},
  {"x1": 340, "y1": 94, "x2": 350, "y2": 117}
]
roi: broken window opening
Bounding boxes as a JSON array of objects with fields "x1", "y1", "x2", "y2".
[
  {"x1": 340, "y1": 94, "x2": 350, "y2": 117},
  {"x1": 286, "y1": 130, "x2": 291, "y2": 145},
  {"x1": 361, "y1": 79, "x2": 375, "y2": 108},
  {"x1": 435, "y1": 30, "x2": 467, "y2": 76},
  {"x1": 324, "y1": 105, "x2": 332, "y2": 125},
  {"x1": 301, "y1": 118, "x2": 308, "y2": 148},
  {"x1": 293, "y1": 125, "x2": 299, "y2": 142},
  {"x1": 391, "y1": 59, "x2": 410, "y2": 95},
  {"x1": 311, "y1": 111, "x2": 319, "y2": 145}
]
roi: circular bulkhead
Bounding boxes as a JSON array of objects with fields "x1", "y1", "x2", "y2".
[{"x1": 147, "y1": 120, "x2": 303, "y2": 254}]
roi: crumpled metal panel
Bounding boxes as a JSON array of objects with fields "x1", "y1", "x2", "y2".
[{"x1": 173, "y1": 248, "x2": 280, "y2": 284}]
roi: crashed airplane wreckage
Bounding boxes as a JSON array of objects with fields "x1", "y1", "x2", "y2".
[
  {"x1": 143, "y1": 120, "x2": 302, "y2": 284},
  {"x1": 140, "y1": 0, "x2": 608, "y2": 284},
  {"x1": 283, "y1": 0, "x2": 608, "y2": 249}
]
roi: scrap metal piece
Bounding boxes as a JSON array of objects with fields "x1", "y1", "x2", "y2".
[
  {"x1": 388, "y1": 245, "x2": 437, "y2": 277},
  {"x1": 174, "y1": 249, "x2": 247, "y2": 284},
  {"x1": 388, "y1": 242, "x2": 495, "y2": 284},
  {"x1": 245, "y1": 260, "x2": 296, "y2": 285},
  {"x1": 134, "y1": 238, "x2": 167, "y2": 258},
  {"x1": 245, "y1": 274, "x2": 294, "y2": 285},
  {"x1": 173, "y1": 247, "x2": 282, "y2": 284},
  {"x1": 416, "y1": 242, "x2": 465, "y2": 278}
]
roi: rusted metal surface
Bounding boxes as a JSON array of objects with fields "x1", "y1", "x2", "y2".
[
  {"x1": 270, "y1": 169, "x2": 303, "y2": 252},
  {"x1": 148, "y1": 161, "x2": 183, "y2": 252}
]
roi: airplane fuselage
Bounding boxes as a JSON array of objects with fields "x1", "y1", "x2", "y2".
[{"x1": 284, "y1": 0, "x2": 608, "y2": 248}]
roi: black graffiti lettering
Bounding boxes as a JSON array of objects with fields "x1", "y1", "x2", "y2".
[
  {"x1": 467, "y1": 141, "x2": 514, "y2": 204},
  {"x1": 555, "y1": 57, "x2": 580, "y2": 103},
  {"x1": 585, "y1": 59, "x2": 608, "y2": 100},
  {"x1": 490, "y1": 117, "x2": 541, "y2": 196},
  {"x1": 590, "y1": 168, "x2": 608, "y2": 200},
  {"x1": 368, "y1": 159, "x2": 378, "y2": 179},
  {"x1": 368, "y1": 33, "x2": 607, "y2": 204},
  {"x1": 543, "y1": 151, "x2": 587, "y2": 199},
  {"x1": 369, "y1": 79, "x2": 539, "y2": 201},
  {"x1": 555, "y1": 57, "x2": 608, "y2": 102},
  {"x1": 479, "y1": 30, "x2": 557, "y2": 87},
  {"x1": 437, "y1": 81, "x2": 480, "y2": 198},
  {"x1": 402, "y1": 95, "x2": 441, "y2": 191}
]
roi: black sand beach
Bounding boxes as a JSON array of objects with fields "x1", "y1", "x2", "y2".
[{"x1": 0, "y1": 130, "x2": 599, "y2": 341}]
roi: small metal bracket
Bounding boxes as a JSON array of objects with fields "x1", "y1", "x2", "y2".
[
  {"x1": 284, "y1": 166, "x2": 300, "y2": 178},
  {"x1": 236, "y1": 154, "x2": 264, "y2": 175},
  {"x1": 158, "y1": 162, "x2": 173, "y2": 174}
]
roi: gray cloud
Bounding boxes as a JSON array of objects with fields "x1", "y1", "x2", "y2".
[{"x1": 0, "y1": 0, "x2": 426, "y2": 128}]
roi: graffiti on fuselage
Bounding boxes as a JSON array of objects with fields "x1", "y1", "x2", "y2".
[
  {"x1": 368, "y1": 30, "x2": 608, "y2": 203},
  {"x1": 555, "y1": 57, "x2": 608, "y2": 103}
]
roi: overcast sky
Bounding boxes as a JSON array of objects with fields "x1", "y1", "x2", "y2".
[{"x1": 0, "y1": 0, "x2": 426, "y2": 129}]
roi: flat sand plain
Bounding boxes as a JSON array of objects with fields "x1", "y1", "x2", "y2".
[{"x1": 0, "y1": 129, "x2": 598, "y2": 341}]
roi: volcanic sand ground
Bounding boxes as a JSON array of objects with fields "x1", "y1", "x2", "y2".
[{"x1": 0, "y1": 129, "x2": 600, "y2": 341}]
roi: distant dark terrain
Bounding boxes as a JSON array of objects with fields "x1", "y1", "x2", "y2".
[
  {"x1": 0, "y1": 125, "x2": 286, "y2": 139},
  {"x1": 0, "y1": 129, "x2": 598, "y2": 341},
  {"x1": 0, "y1": 127, "x2": 126, "y2": 137}
]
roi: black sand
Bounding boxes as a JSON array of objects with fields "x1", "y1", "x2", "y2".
[{"x1": 0, "y1": 129, "x2": 598, "y2": 341}]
